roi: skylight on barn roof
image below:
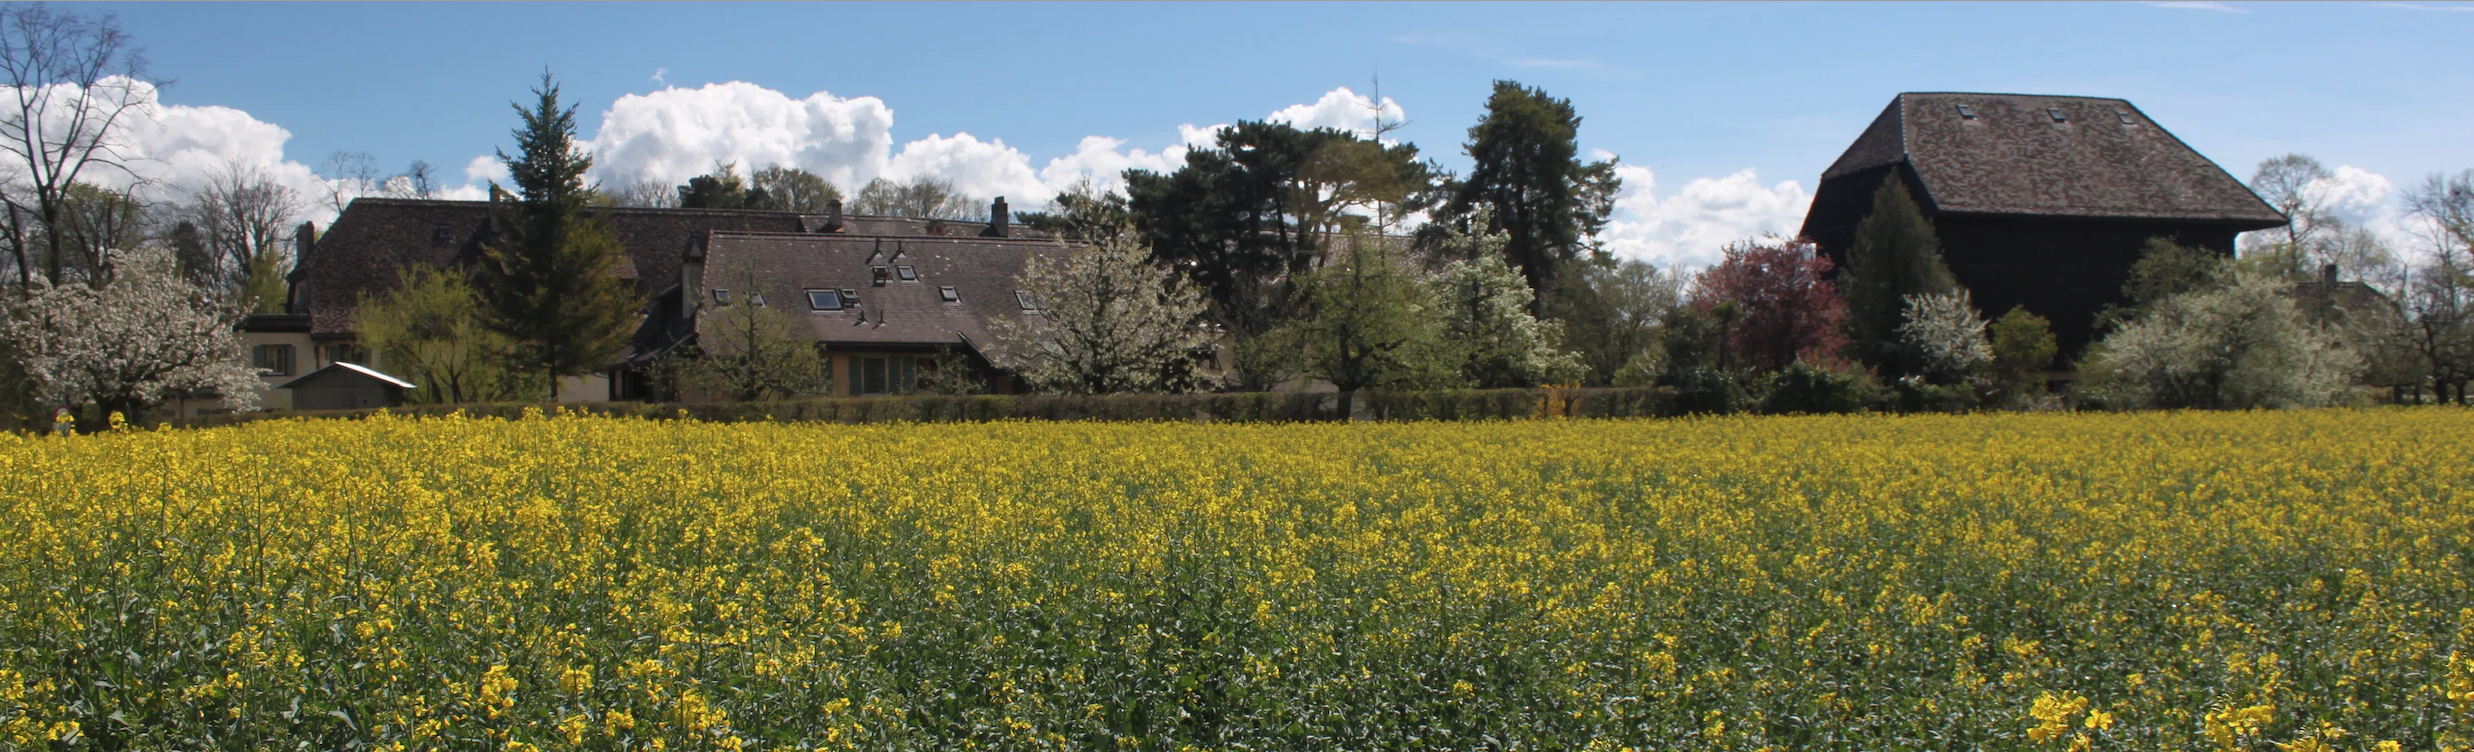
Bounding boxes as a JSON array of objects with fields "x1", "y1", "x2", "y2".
[
  {"x1": 2047, "y1": 108, "x2": 2068, "y2": 123},
  {"x1": 1956, "y1": 104, "x2": 1976, "y2": 120}
]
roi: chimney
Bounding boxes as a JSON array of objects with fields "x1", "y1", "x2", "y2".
[
  {"x1": 294, "y1": 221, "x2": 317, "y2": 261},
  {"x1": 824, "y1": 198, "x2": 844, "y2": 232},
  {"x1": 988, "y1": 196, "x2": 1009, "y2": 238},
  {"x1": 681, "y1": 231, "x2": 708, "y2": 321},
  {"x1": 2321, "y1": 263, "x2": 2339, "y2": 285}
]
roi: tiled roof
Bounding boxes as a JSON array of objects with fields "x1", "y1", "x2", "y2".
[
  {"x1": 694, "y1": 232, "x2": 1074, "y2": 360},
  {"x1": 293, "y1": 198, "x2": 1038, "y2": 337},
  {"x1": 1820, "y1": 93, "x2": 2286, "y2": 226}
]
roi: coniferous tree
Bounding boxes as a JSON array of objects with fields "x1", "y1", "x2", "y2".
[
  {"x1": 1452, "y1": 80, "x2": 1620, "y2": 307},
  {"x1": 1839, "y1": 176, "x2": 1957, "y2": 375},
  {"x1": 474, "y1": 73, "x2": 643, "y2": 399}
]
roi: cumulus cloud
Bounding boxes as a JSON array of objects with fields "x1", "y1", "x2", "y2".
[
  {"x1": 1265, "y1": 87, "x2": 1406, "y2": 140},
  {"x1": 585, "y1": 81, "x2": 895, "y2": 192},
  {"x1": 1597, "y1": 158, "x2": 1813, "y2": 271},
  {"x1": 1038, "y1": 135, "x2": 1189, "y2": 197}
]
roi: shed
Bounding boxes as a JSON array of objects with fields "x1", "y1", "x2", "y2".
[{"x1": 276, "y1": 362, "x2": 417, "y2": 411}]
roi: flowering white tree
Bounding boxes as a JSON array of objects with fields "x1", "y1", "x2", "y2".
[
  {"x1": 1898, "y1": 289, "x2": 1991, "y2": 382},
  {"x1": 1434, "y1": 254, "x2": 1584, "y2": 387},
  {"x1": 2083, "y1": 270, "x2": 2361, "y2": 409},
  {"x1": 2, "y1": 245, "x2": 259, "y2": 422},
  {"x1": 988, "y1": 232, "x2": 1218, "y2": 394}
]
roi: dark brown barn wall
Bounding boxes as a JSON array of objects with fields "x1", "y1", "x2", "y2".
[{"x1": 1935, "y1": 216, "x2": 2240, "y2": 358}]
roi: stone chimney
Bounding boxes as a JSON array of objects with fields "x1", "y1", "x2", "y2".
[
  {"x1": 2322, "y1": 263, "x2": 2339, "y2": 285},
  {"x1": 824, "y1": 197, "x2": 844, "y2": 232},
  {"x1": 987, "y1": 196, "x2": 1010, "y2": 238}
]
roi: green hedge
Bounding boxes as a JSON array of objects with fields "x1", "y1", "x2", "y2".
[{"x1": 169, "y1": 387, "x2": 1727, "y2": 429}]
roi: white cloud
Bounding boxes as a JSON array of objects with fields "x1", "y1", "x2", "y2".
[
  {"x1": 882, "y1": 132, "x2": 1048, "y2": 208},
  {"x1": 1038, "y1": 135, "x2": 1189, "y2": 197},
  {"x1": 584, "y1": 81, "x2": 896, "y2": 192},
  {"x1": 1598, "y1": 160, "x2": 1813, "y2": 271},
  {"x1": 1265, "y1": 87, "x2": 1406, "y2": 140}
]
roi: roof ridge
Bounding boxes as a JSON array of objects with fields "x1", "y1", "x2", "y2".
[{"x1": 1900, "y1": 91, "x2": 2133, "y2": 102}]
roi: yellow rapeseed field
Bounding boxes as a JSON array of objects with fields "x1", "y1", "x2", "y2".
[{"x1": 1, "y1": 409, "x2": 2469, "y2": 751}]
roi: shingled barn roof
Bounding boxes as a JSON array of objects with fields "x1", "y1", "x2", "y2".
[
  {"x1": 292, "y1": 198, "x2": 1040, "y2": 337},
  {"x1": 1820, "y1": 92, "x2": 2286, "y2": 226},
  {"x1": 693, "y1": 232, "x2": 1074, "y2": 363}
]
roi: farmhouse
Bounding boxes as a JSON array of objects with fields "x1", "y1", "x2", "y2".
[
  {"x1": 1798, "y1": 92, "x2": 2288, "y2": 356},
  {"x1": 222, "y1": 196, "x2": 1059, "y2": 412}
]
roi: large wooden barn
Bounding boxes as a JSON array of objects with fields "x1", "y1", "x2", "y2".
[{"x1": 1798, "y1": 92, "x2": 2288, "y2": 356}]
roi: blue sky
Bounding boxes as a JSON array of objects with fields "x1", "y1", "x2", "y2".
[{"x1": 77, "y1": 1, "x2": 2474, "y2": 266}]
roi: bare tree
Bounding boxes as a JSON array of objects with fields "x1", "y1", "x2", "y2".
[
  {"x1": 850, "y1": 176, "x2": 981, "y2": 220},
  {"x1": 599, "y1": 176, "x2": 680, "y2": 208},
  {"x1": 0, "y1": 3, "x2": 151, "y2": 293},
  {"x1": 2401, "y1": 170, "x2": 2474, "y2": 402},
  {"x1": 2244, "y1": 154, "x2": 2336, "y2": 258},
  {"x1": 180, "y1": 161, "x2": 302, "y2": 312},
  {"x1": 391, "y1": 159, "x2": 440, "y2": 199},
  {"x1": 318, "y1": 150, "x2": 381, "y2": 215}
]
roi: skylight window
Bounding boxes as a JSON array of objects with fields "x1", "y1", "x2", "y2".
[
  {"x1": 431, "y1": 224, "x2": 454, "y2": 244},
  {"x1": 2116, "y1": 111, "x2": 2135, "y2": 124},
  {"x1": 896, "y1": 265, "x2": 917, "y2": 281},
  {"x1": 2047, "y1": 108, "x2": 2068, "y2": 123},
  {"x1": 1955, "y1": 104, "x2": 1975, "y2": 120},
  {"x1": 748, "y1": 292, "x2": 766, "y2": 307},
  {"x1": 807, "y1": 289, "x2": 844, "y2": 310},
  {"x1": 1015, "y1": 290, "x2": 1039, "y2": 310},
  {"x1": 712, "y1": 289, "x2": 731, "y2": 304},
  {"x1": 872, "y1": 266, "x2": 890, "y2": 287},
  {"x1": 938, "y1": 286, "x2": 959, "y2": 302}
]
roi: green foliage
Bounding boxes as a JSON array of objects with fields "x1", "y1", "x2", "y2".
[
  {"x1": 474, "y1": 74, "x2": 646, "y2": 397},
  {"x1": 2098, "y1": 237, "x2": 2228, "y2": 331},
  {"x1": 686, "y1": 265, "x2": 826, "y2": 402},
  {"x1": 1988, "y1": 306, "x2": 2058, "y2": 401},
  {"x1": 1756, "y1": 359, "x2": 1882, "y2": 415},
  {"x1": 1257, "y1": 234, "x2": 1455, "y2": 394},
  {"x1": 1840, "y1": 176, "x2": 1957, "y2": 375},
  {"x1": 1452, "y1": 80, "x2": 1621, "y2": 300},
  {"x1": 1429, "y1": 226, "x2": 1585, "y2": 387},
  {"x1": 748, "y1": 164, "x2": 841, "y2": 212},
  {"x1": 2083, "y1": 270, "x2": 2362, "y2": 409},
  {"x1": 1016, "y1": 179, "x2": 1133, "y2": 243},
  {"x1": 1550, "y1": 258, "x2": 1683, "y2": 385},
  {"x1": 352, "y1": 267, "x2": 533, "y2": 405},
  {"x1": 675, "y1": 161, "x2": 755, "y2": 209},
  {"x1": 915, "y1": 347, "x2": 988, "y2": 396}
]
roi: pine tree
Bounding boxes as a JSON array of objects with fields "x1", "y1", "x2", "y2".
[
  {"x1": 1453, "y1": 81, "x2": 1620, "y2": 308},
  {"x1": 1840, "y1": 176, "x2": 1957, "y2": 375},
  {"x1": 474, "y1": 73, "x2": 643, "y2": 399}
]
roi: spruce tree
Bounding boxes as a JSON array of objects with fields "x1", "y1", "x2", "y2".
[
  {"x1": 1840, "y1": 175, "x2": 1957, "y2": 375},
  {"x1": 475, "y1": 73, "x2": 643, "y2": 399}
]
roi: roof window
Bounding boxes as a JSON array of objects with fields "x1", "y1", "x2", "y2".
[
  {"x1": 871, "y1": 266, "x2": 889, "y2": 287},
  {"x1": 748, "y1": 292, "x2": 766, "y2": 307},
  {"x1": 1015, "y1": 290, "x2": 1039, "y2": 310},
  {"x1": 431, "y1": 223, "x2": 454, "y2": 244},
  {"x1": 711, "y1": 289, "x2": 731, "y2": 304},
  {"x1": 2116, "y1": 111, "x2": 2135, "y2": 124},
  {"x1": 1955, "y1": 104, "x2": 1975, "y2": 120},
  {"x1": 896, "y1": 265, "x2": 917, "y2": 281},
  {"x1": 2047, "y1": 108, "x2": 2067, "y2": 123},
  {"x1": 938, "y1": 285, "x2": 959, "y2": 302},
  {"x1": 807, "y1": 289, "x2": 844, "y2": 310}
]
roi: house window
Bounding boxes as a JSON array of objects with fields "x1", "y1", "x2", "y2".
[
  {"x1": 431, "y1": 224, "x2": 454, "y2": 244},
  {"x1": 807, "y1": 289, "x2": 844, "y2": 310},
  {"x1": 849, "y1": 356, "x2": 918, "y2": 396},
  {"x1": 2047, "y1": 108, "x2": 2067, "y2": 123},
  {"x1": 1015, "y1": 290, "x2": 1039, "y2": 310},
  {"x1": 252, "y1": 344, "x2": 295, "y2": 377},
  {"x1": 712, "y1": 289, "x2": 731, "y2": 304},
  {"x1": 322, "y1": 344, "x2": 368, "y2": 366},
  {"x1": 938, "y1": 285, "x2": 959, "y2": 302},
  {"x1": 896, "y1": 265, "x2": 917, "y2": 281},
  {"x1": 871, "y1": 266, "x2": 889, "y2": 287},
  {"x1": 1955, "y1": 104, "x2": 1975, "y2": 120}
]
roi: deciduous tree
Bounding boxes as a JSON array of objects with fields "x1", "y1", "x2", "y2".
[
  {"x1": 1, "y1": 245, "x2": 258, "y2": 425},
  {"x1": 988, "y1": 231, "x2": 1218, "y2": 394},
  {"x1": 686, "y1": 264, "x2": 823, "y2": 401},
  {"x1": 351, "y1": 266, "x2": 531, "y2": 404},
  {"x1": 1688, "y1": 238, "x2": 1848, "y2": 373},
  {"x1": 0, "y1": 2, "x2": 152, "y2": 292}
]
